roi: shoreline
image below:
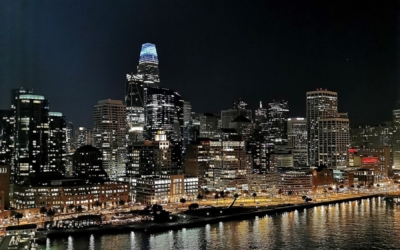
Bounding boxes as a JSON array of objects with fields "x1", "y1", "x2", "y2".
[{"x1": 45, "y1": 193, "x2": 384, "y2": 237}]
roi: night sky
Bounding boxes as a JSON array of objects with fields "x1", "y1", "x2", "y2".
[{"x1": 1, "y1": 1, "x2": 398, "y2": 128}]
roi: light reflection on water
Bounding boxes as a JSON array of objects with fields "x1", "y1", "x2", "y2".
[{"x1": 40, "y1": 197, "x2": 400, "y2": 250}]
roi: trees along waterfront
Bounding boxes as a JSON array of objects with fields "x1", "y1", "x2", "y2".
[
  {"x1": 196, "y1": 194, "x2": 203, "y2": 205},
  {"x1": 40, "y1": 207, "x2": 47, "y2": 219},
  {"x1": 214, "y1": 194, "x2": 220, "y2": 205},
  {"x1": 14, "y1": 212, "x2": 23, "y2": 225},
  {"x1": 180, "y1": 198, "x2": 186, "y2": 207}
]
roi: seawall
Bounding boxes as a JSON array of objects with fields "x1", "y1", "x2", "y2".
[{"x1": 46, "y1": 193, "x2": 384, "y2": 237}]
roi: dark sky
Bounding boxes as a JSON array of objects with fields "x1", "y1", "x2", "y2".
[{"x1": 1, "y1": 0, "x2": 399, "y2": 128}]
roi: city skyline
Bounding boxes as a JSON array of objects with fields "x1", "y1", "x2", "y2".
[{"x1": 1, "y1": 1, "x2": 398, "y2": 128}]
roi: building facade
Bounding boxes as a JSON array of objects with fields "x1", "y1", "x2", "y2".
[
  {"x1": 265, "y1": 100, "x2": 289, "y2": 146},
  {"x1": 307, "y1": 89, "x2": 342, "y2": 167},
  {"x1": 74, "y1": 127, "x2": 92, "y2": 149},
  {"x1": 49, "y1": 112, "x2": 67, "y2": 174},
  {"x1": 221, "y1": 98, "x2": 252, "y2": 129},
  {"x1": 125, "y1": 43, "x2": 160, "y2": 143},
  {"x1": 0, "y1": 163, "x2": 10, "y2": 212},
  {"x1": 13, "y1": 179, "x2": 129, "y2": 210},
  {"x1": 199, "y1": 113, "x2": 218, "y2": 138},
  {"x1": 318, "y1": 116, "x2": 350, "y2": 169},
  {"x1": 278, "y1": 171, "x2": 313, "y2": 194},
  {"x1": 13, "y1": 91, "x2": 50, "y2": 179},
  {"x1": 206, "y1": 140, "x2": 250, "y2": 191},
  {"x1": 72, "y1": 145, "x2": 109, "y2": 182},
  {"x1": 135, "y1": 175, "x2": 198, "y2": 204},
  {"x1": 93, "y1": 99, "x2": 126, "y2": 179}
]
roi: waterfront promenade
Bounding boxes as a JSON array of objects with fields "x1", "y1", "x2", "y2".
[
  {"x1": 45, "y1": 191, "x2": 392, "y2": 237},
  {"x1": 1, "y1": 190, "x2": 397, "y2": 241}
]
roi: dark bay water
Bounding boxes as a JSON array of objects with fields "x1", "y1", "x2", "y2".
[{"x1": 39, "y1": 197, "x2": 400, "y2": 250}]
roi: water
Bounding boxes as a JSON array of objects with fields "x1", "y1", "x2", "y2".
[{"x1": 39, "y1": 197, "x2": 400, "y2": 250}]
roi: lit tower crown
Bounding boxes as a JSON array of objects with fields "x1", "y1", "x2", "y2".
[
  {"x1": 136, "y1": 43, "x2": 160, "y2": 87},
  {"x1": 139, "y1": 43, "x2": 159, "y2": 64}
]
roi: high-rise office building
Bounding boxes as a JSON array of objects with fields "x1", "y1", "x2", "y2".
[
  {"x1": 13, "y1": 90, "x2": 50, "y2": 179},
  {"x1": 287, "y1": 117, "x2": 307, "y2": 167},
  {"x1": 73, "y1": 145, "x2": 109, "y2": 182},
  {"x1": 183, "y1": 119, "x2": 200, "y2": 154},
  {"x1": 74, "y1": 127, "x2": 92, "y2": 149},
  {"x1": 392, "y1": 105, "x2": 400, "y2": 170},
  {"x1": 206, "y1": 138, "x2": 250, "y2": 191},
  {"x1": 184, "y1": 138, "x2": 211, "y2": 188},
  {"x1": 255, "y1": 101, "x2": 267, "y2": 124},
  {"x1": 0, "y1": 163, "x2": 10, "y2": 212},
  {"x1": 125, "y1": 43, "x2": 160, "y2": 143},
  {"x1": 351, "y1": 124, "x2": 392, "y2": 149},
  {"x1": 66, "y1": 121, "x2": 74, "y2": 151},
  {"x1": 221, "y1": 98, "x2": 252, "y2": 129},
  {"x1": 48, "y1": 112, "x2": 67, "y2": 174},
  {"x1": 265, "y1": 100, "x2": 289, "y2": 146},
  {"x1": 318, "y1": 114, "x2": 350, "y2": 168},
  {"x1": 0, "y1": 110, "x2": 14, "y2": 167},
  {"x1": 93, "y1": 99, "x2": 126, "y2": 179},
  {"x1": 306, "y1": 89, "x2": 338, "y2": 167},
  {"x1": 144, "y1": 87, "x2": 184, "y2": 142},
  {"x1": 287, "y1": 118, "x2": 307, "y2": 149},
  {"x1": 0, "y1": 88, "x2": 70, "y2": 181},
  {"x1": 229, "y1": 115, "x2": 253, "y2": 141},
  {"x1": 143, "y1": 87, "x2": 184, "y2": 172},
  {"x1": 199, "y1": 113, "x2": 219, "y2": 138},
  {"x1": 183, "y1": 101, "x2": 192, "y2": 125},
  {"x1": 124, "y1": 43, "x2": 187, "y2": 171},
  {"x1": 126, "y1": 131, "x2": 172, "y2": 178}
]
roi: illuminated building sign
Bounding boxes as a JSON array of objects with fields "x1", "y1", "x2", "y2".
[
  {"x1": 210, "y1": 141, "x2": 244, "y2": 147},
  {"x1": 0, "y1": 167, "x2": 7, "y2": 174},
  {"x1": 348, "y1": 148, "x2": 357, "y2": 154},
  {"x1": 362, "y1": 157, "x2": 378, "y2": 164}
]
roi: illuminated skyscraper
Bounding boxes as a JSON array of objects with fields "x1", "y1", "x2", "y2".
[
  {"x1": 255, "y1": 101, "x2": 267, "y2": 124},
  {"x1": 0, "y1": 88, "x2": 72, "y2": 181},
  {"x1": 287, "y1": 118, "x2": 307, "y2": 149},
  {"x1": 0, "y1": 110, "x2": 14, "y2": 167},
  {"x1": 13, "y1": 90, "x2": 50, "y2": 179},
  {"x1": 125, "y1": 43, "x2": 160, "y2": 142},
  {"x1": 306, "y1": 89, "x2": 338, "y2": 167},
  {"x1": 144, "y1": 88, "x2": 183, "y2": 142},
  {"x1": 93, "y1": 99, "x2": 126, "y2": 179},
  {"x1": 73, "y1": 145, "x2": 109, "y2": 182},
  {"x1": 287, "y1": 118, "x2": 308, "y2": 167},
  {"x1": 265, "y1": 100, "x2": 289, "y2": 146},
  {"x1": 144, "y1": 88, "x2": 184, "y2": 171},
  {"x1": 74, "y1": 127, "x2": 92, "y2": 148},
  {"x1": 199, "y1": 113, "x2": 218, "y2": 138},
  {"x1": 48, "y1": 112, "x2": 67, "y2": 174},
  {"x1": 318, "y1": 114, "x2": 350, "y2": 168}
]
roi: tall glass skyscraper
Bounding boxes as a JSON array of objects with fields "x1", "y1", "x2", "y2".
[
  {"x1": 13, "y1": 91, "x2": 50, "y2": 179},
  {"x1": 49, "y1": 112, "x2": 67, "y2": 174},
  {"x1": 125, "y1": 43, "x2": 161, "y2": 143},
  {"x1": 0, "y1": 88, "x2": 68, "y2": 181}
]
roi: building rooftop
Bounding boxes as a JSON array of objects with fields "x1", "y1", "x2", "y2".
[
  {"x1": 19, "y1": 94, "x2": 45, "y2": 100},
  {"x1": 231, "y1": 115, "x2": 251, "y2": 123}
]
